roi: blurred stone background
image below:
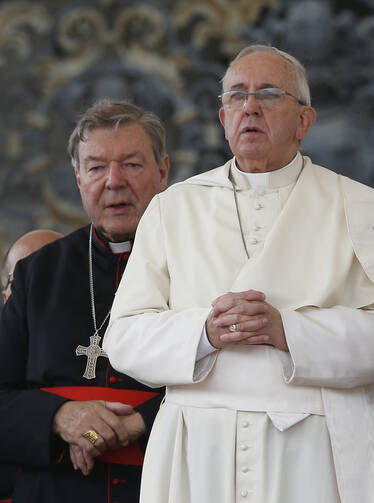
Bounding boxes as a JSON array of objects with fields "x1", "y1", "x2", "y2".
[{"x1": 1, "y1": 0, "x2": 374, "y2": 259}]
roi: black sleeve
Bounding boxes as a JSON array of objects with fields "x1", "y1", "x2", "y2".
[
  {"x1": 0, "y1": 262, "x2": 69, "y2": 467},
  {"x1": 0, "y1": 463, "x2": 19, "y2": 499}
]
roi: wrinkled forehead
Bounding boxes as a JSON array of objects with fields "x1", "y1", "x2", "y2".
[
  {"x1": 80, "y1": 123, "x2": 130, "y2": 143},
  {"x1": 223, "y1": 51, "x2": 297, "y2": 92},
  {"x1": 77, "y1": 123, "x2": 156, "y2": 166},
  {"x1": 78, "y1": 123, "x2": 137, "y2": 150}
]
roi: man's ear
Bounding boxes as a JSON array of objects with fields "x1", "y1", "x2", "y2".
[
  {"x1": 296, "y1": 106, "x2": 317, "y2": 141},
  {"x1": 159, "y1": 155, "x2": 170, "y2": 191},
  {"x1": 218, "y1": 107, "x2": 229, "y2": 140},
  {"x1": 218, "y1": 107, "x2": 225, "y2": 129},
  {"x1": 74, "y1": 168, "x2": 81, "y2": 188}
]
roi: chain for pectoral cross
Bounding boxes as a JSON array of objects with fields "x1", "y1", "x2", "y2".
[{"x1": 75, "y1": 225, "x2": 110, "y2": 379}]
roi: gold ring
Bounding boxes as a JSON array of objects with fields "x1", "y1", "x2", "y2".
[{"x1": 83, "y1": 429, "x2": 99, "y2": 445}]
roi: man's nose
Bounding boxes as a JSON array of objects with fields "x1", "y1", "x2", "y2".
[
  {"x1": 242, "y1": 93, "x2": 261, "y2": 115},
  {"x1": 105, "y1": 162, "x2": 128, "y2": 189}
]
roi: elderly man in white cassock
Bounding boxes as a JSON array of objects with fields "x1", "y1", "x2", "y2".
[{"x1": 103, "y1": 44, "x2": 374, "y2": 503}]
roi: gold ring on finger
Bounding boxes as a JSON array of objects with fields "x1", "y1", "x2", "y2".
[{"x1": 83, "y1": 429, "x2": 99, "y2": 445}]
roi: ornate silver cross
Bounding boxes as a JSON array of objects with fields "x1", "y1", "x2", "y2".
[{"x1": 75, "y1": 333, "x2": 108, "y2": 380}]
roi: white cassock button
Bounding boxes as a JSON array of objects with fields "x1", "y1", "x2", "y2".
[
  {"x1": 254, "y1": 202, "x2": 263, "y2": 210},
  {"x1": 242, "y1": 421, "x2": 249, "y2": 428},
  {"x1": 242, "y1": 466, "x2": 250, "y2": 473},
  {"x1": 250, "y1": 238, "x2": 258, "y2": 245},
  {"x1": 240, "y1": 444, "x2": 249, "y2": 451},
  {"x1": 256, "y1": 188, "x2": 265, "y2": 196},
  {"x1": 241, "y1": 489, "x2": 248, "y2": 497},
  {"x1": 252, "y1": 224, "x2": 260, "y2": 231}
]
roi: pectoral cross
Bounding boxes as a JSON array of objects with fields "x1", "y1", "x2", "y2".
[{"x1": 75, "y1": 333, "x2": 108, "y2": 380}]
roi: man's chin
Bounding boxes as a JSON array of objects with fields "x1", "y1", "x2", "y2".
[{"x1": 99, "y1": 221, "x2": 137, "y2": 243}]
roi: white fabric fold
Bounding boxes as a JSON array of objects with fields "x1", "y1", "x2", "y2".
[{"x1": 266, "y1": 411, "x2": 310, "y2": 431}]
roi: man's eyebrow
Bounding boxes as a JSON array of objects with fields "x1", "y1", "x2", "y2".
[
  {"x1": 227, "y1": 82, "x2": 278, "y2": 91},
  {"x1": 227, "y1": 83, "x2": 247, "y2": 91},
  {"x1": 122, "y1": 151, "x2": 145, "y2": 161},
  {"x1": 83, "y1": 155, "x2": 105, "y2": 163},
  {"x1": 83, "y1": 151, "x2": 146, "y2": 163}
]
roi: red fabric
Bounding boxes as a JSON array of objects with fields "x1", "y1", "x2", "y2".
[{"x1": 42, "y1": 386, "x2": 159, "y2": 466}]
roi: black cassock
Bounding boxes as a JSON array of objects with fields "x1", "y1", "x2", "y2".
[{"x1": 0, "y1": 225, "x2": 164, "y2": 503}]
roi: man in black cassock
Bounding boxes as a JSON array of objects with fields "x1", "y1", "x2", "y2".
[
  {"x1": 0, "y1": 229, "x2": 63, "y2": 503},
  {"x1": 0, "y1": 99, "x2": 169, "y2": 503}
]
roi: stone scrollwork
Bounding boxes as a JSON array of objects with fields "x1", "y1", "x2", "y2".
[
  {"x1": 174, "y1": 0, "x2": 278, "y2": 55},
  {"x1": 56, "y1": 7, "x2": 107, "y2": 55},
  {"x1": 0, "y1": 0, "x2": 374, "y2": 274},
  {"x1": 0, "y1": 2, "x2": 50, "y2": 67},
  {"x1": 115, "y1": 5, "x2": 167, "y2": 52}
]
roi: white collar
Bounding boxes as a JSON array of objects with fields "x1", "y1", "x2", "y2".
[
  {"x1": 232, "y1": 152, "x2": 303, "y2": 189},
  {"x1": 108, "y1": 241, "x2": 132, "y2": 254}
]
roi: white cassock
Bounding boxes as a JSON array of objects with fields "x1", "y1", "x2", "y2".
[{"x1": 104, "y1": 153, "x2": 374, "y2": 503}]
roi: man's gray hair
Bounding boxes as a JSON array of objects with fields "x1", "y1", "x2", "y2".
[
  {"x1": 68, "y1": 98, "x2": 167, "y2": 170},
  {"x1": 222, "y1": 44, "x2": 311, "y2": 107}
]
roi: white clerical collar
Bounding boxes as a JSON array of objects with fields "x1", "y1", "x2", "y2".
[
  {"x1": 108, "y1": 241, "x2": 132, "y2": 253},
  {"x1": 231, "y1": 152, "x2": 303, "y2": 189}
]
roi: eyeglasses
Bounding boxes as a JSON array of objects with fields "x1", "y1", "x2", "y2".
[{"x1": 218, "y1": 88, "x2": 305, "y2": 109}]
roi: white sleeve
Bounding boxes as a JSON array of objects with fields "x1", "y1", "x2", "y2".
[
  {"x1": 279, "y1": 306, "x2": 374, "y2": 388},
  {"x1": 103, "y1": 195, "x2": 218, "y2": 388},
  {"x1": 196, "y1": 324, "x2": 219, "y2": 361}
]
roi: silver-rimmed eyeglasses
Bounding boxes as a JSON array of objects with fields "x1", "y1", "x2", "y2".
[{"x1": 218, "y1": 88, "x2": 306, "y2": 109}]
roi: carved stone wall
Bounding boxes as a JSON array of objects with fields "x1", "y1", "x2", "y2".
[{"x1": 1, "y1": 0, "x2": 374, "y2": 259}]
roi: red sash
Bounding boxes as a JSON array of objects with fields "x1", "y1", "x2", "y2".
[{"x1": 42, "y1": 386, "x2": 159, "y2": 466}]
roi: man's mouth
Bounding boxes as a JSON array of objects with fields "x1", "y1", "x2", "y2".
[
  {"x1": 241, "y1": 126, "x2": 263, "y2": 134},
  {"x1": 106, "y1": 202, "x2": 131, "y2": 210}
]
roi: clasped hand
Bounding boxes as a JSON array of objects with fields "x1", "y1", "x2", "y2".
[
  {"x1": 206, "y1": 289, "x2": 288, "y2": 351},
  {"x1": 52, "y1": 400, "x2": 145, "y2": 476}
]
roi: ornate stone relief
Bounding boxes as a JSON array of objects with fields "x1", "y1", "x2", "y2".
[{"x1": 0, "y1": 0, "x2": 373, "y2": 261}]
